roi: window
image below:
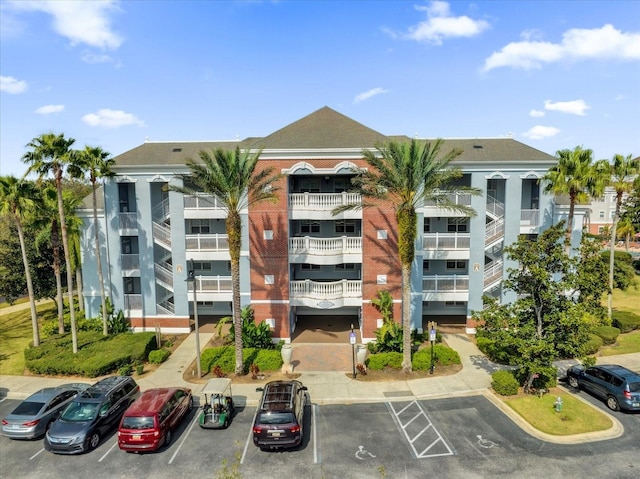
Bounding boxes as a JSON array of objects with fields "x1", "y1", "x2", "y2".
[
  {"x1": 335, "y1": 220, "x2": 356, "y2": 233},
  {"x1": 335, "y1": 263, "x2": 355, "y2": 271},
  {"x1": 300, "y1": 220, "x2": 320, "y2": 234},
  {"x1": 300, "y1": 178, "x2": 320, "y2": 193},
  {"x1": 445, "y1": 301, "x2": 465, "y2": 307},
  {"x1": 334, "y1": 178, "x2": 347, "y2": 193},
  {"x1": 424, "y1": 218, "x2": 431, "y2": 233},
  {"x1": 377, "y1": 275, "x2": 387, "y2": 285},
  {"x1": 377, "y1": 230, "x2": 388, "y2": 240},
  {"x1": 265, "y1": 275, "x2": 274, "y2": 285},
  {"x1": 446, "y1": 260, "x2": 467, "y2": 270},
  {"x1": 447, "y1": 218, "x2": 468, "y2": 232},
  {"x1": 193, "y1": 261, "x2": 212, "y2": 271},
  {"x1": 599, "y1": 211, "x2": 605, "y2": 218},
  {"x1": 301, "y1": 264, "x2": 320, "y2": 270},
  {"x1": 423, "y1": 260, "x2": 430, "y2": 271},
  {"x1": 263, "y1": 230, "x2": 274, "y2": 240},
  {"x1": 190, "y1": 219, "x2": 210, "y2": 234}
]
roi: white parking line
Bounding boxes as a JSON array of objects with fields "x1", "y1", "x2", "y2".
[
  {"x1": 29, "y1": 448, "x2": 45, "y2": 460},
  {"x1": 168, "y1": 412, "x2": 200, "y2": 464},
  {"x1": 98, "y1": 441, "x2": 118, "y2": 462},
  {"x1": 312, "y1": 404, "x2": 318, "y2": 464},
  {"x1": 387, "y1": 400, "x2": 454, "y2": 459},
  {"x1": 240, "y1": 406, "x2": 259, "y2": 464}
]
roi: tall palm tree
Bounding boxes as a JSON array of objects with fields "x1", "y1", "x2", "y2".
[
  {"x1": 69, "y1": 146, "x2": 114, "y2": 335},
  {"x1": 605, "y1": 153, "x2": 639, "y2": 321},
  {"x1": 0, "y1": 176, "x2": 40, "y2": 346},
  {"x1": 64, "y1": 191, "x2": 86, "y2": 318},
  {"x1": 175, "y1": 146, "x2": 282, "y2": 375},
  {"x1": 616, "y1": 216, "x2": 635, "y2": 251},
  {"x1": 334, "y1": 139, "x2": 481, "y2": 373},
  {"x1": 542, "y1": 146, "x2": 596, "y2": 252},
  {"x1": 32, "y1": 183, "x2": 66, "y2": 333},
  {"x1": 22, "y1": 133, "x2": 79, "y2": 353}
]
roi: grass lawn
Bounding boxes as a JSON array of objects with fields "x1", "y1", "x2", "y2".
[
  {"x1": 609, "y1": 277, "x2": 640, "y2": 315},
  {"x1": 600, "y1": 330, "x2": 640, "y2": 356},
  {"x1": 0, "y1": 301, "x2": 57, "y2": 375},
  {"x1": 504, "y1": 389, "x2": 613, "y2": 435}
]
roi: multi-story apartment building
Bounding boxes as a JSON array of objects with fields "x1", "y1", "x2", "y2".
[{"x1": 79, "y1": 107, "x2": 564, "y2": 342}]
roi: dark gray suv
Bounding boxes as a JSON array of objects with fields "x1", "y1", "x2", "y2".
[
  {"x1": 252, "y1": 380, "x2": 308, "y2": 450},
  {"x1": 566, "y1": 364, "x2": 640, "y2": 411},
  {"x1": 45, "y1": 376, "x2": 140, "y2": 454}
]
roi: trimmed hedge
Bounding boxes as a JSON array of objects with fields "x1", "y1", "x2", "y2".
[
  {"x1": 491, "y1": 370, "x2": 519, "y2": 396},
  {"x1": 583, "y1": 333, "x2": 604, "y2": 355},
  {"x1": 201, "y1": 346, "x2": 283, "y2": 375},
  {"x1": 24, "y1": 331, "x2": 156, "y2": 377},
  {"x1": 366, "y1": 352, "x2": 403, "y2": 370},
  {"x1": 612, "y1": 311, "x2": 640, "y2": 333},
  {"x1": 594, "y1": 325, "x2": 621, "y2": 345},
  {"x1": 148, "y1": 349, "x2": 171, "y2": 364},
  {"x1": 367, "y1": 345, "x2": 461, "y2": 371}
]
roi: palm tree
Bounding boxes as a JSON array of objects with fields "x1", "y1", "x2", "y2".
[
  {"x1": 616, "y1": 216, "x2": 635, "y2": 251},
  {"x1": 64, "y1": 191, "x2": 86, "y2": 318},
  {"x1": 22, "y1": 133, "x2": 79, "y2": 353},
  {"x1": 542, "y1": 146, "x2": 596, "y2": 252},
  {"x1": 0, "y1": 176, "x2": 40, "y2": 346},
  {"x1": 605, "y1": 154, "x2": 639, "y2": 321},
  {"x1": 334, "y1": 139, "x2": 481, "y2": 373},
  {"x1": 175, "y1": 146, "x2": 282, "y2": 375},
  {"x1": 69, "y1": 146, "x2": 114, "y2": 335}
]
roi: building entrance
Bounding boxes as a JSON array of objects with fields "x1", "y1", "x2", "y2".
[{"x1": 291, "y1": 315, "x2": 361, "y2": 343}]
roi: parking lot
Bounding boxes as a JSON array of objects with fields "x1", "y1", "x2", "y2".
[{"x1": 1, "y1": 393, "x2": 639, "y2": 479}]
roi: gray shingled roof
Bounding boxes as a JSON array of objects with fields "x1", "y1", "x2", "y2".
[{"x1": 112, "y1": 106, "x2": 556, "y2": 168}]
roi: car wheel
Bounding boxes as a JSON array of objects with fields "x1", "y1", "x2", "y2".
[
  {"x1": 568, "y1": 376, "x2": 579, "y2": 389},
  {"x1": 606, "y1": 396, "x2": 620, "y2": 411},
  {"x1": 165, "y1": 430, "x2": 172, "y2": 446},
  {"x1": 224, "y1": 418, "x2": 229, "y2": 429},
  {"x1": 88, "y1": 432, "x2": 100, "y2": 450}
]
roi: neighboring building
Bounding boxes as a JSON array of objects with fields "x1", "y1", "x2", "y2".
[
  {"x1": 79, "y1": 107, "x2": 565, "y2": 342},
  {"x1": 586, "y1": 186, "x2": 630, "y2": 236}
]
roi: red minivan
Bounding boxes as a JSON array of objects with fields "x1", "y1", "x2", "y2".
[{"x1": 117, "y1": 387, "x2": 192, "y2": 452}]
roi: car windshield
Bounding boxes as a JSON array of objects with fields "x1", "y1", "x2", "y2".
[
  {"x1": 257, "y1": 411, "x2": 295, "y2": 425},
  {"x1": 11, "y1": 401, "x2": 44, "y2": 416},
  {"x1": 629, "y1": 382, "x2": 640, "y2": 393},
  {"x1": 121, "y1": 416, "x2": 154, "y2": 430},
  {"x1": 60, "y1": 401, "x2": 99, "y2": 421}
]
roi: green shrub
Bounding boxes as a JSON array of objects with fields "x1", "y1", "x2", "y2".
[
  {"x1": 148, "y1": 349, "x2": 171, "y2": 364},
  {"x1": 433, "y1": 344, "x2": 461, "y2": 366},
  {"x1": 612, "y1": 311, "x2": 640, "y2": 333},
  {"x1": 118, "y1": 364, "x2": 133, "y2": 376},
  {"x1": 222, "y1": 306, "x2": 275, "y2": 349},
  {"x1": 252, "y1": 349, "x2": 283, "y2": 371},
  {"x1": 475, "y1": 336, "x2": 494, "y2": 356},
  {"x1": 366, "y1": 352, "x2": 403, "y2": 370},
  {"x1": 594, "y1": 325, "x2": 621, "y2": 345},
  {"x1": 135, "y1": 363, "x2": 144, "y2": 375},
  {"x1": 201, "y1": 346, "x2": 233, "y2": 374},
  {"x1": 491, "y1": 370, "x2": 519, "y2": 396},
  {"x1": 583, "y1": 333, "x2": 604, "y2": 354}
]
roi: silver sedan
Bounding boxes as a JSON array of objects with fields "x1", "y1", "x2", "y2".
[{"x1": 2, "y1": 384, "x2": 90, "y2": 439}]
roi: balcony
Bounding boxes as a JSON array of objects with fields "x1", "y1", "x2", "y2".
[
  {"x1": 422, "y1": 233, "x2": 470, "y2": 260},
  {"x1": 422, "y1": 274, "x2": 469, "y2": 302},
  {"x1": 288, "y1": 193, "x2": 362, "y2": 220},
  {"x1": 289, "y1": 279, "x2": 362, "y2": 308},
  {"x1": 187, "y1": 275, "x2": 233, "y2": 302},
  {"x1": 124, "y1": 293, "x2": 142, "y2": 313},
  {"x1": 121, "y1": 254, "x2": 140, "y2": 273},
  {"x1": 118, "y1": 212, "x2": 138, "y2": 232},
  {"x1": 520, "y1": 209, "x2": 540, "y2": 233},
  {"x1": 423, "y1": 192, "x2": 472, "y2": 218},
  {"x1": 289, "y1": 236, "x2": 362, "y2": 264},
  {"x1": 183, "y1": 194, "x2": 226, "y2": 220}
]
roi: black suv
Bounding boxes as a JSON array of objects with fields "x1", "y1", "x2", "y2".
[
  {"x1": 566, "y1": 364, "x2": 640, "y2": 411},
  {"x1": 252, "y1": 380, "x2": 308, "y2": 449},
  {"x1": 45, "y1": 376, "x2": 140, "y2": 454}
]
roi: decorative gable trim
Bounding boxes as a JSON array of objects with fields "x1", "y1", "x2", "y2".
[{"x1": 484, "y1": 171, "x2": 510, "y2": 180}]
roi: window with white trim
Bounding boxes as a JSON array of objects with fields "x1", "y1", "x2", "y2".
[
  {"x1": 301, "y1": 220, "x2": 320, "y2": 234},
  {"x1": 335, "y1": 263, "x2": 355, "y2": 271},
  {"x1": 446, "y1": 260, "x2": 467, "y2": 270},
  {"x1": 447, "y1": 218, "x2": 468, "y2": 232},
  {"x1": 190, "y1": 219, "x2": 210, "y2": 234},
  {"x1": 301, "y1": 264, "x2": 320, "y2": 270},
  {"x1": 335, "y1": 220, "x2": 356, "y2": 234},
  {"x1": 423, "y1": 218, "x2": 431, "y2": 233}
]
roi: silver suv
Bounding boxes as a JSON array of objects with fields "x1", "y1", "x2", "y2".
[
  {"x1": 567, "y1": 364, "x2": 640, "y2": 411},
  {"x1": 45, "y1": 376, "x2": 140, "y2": 454}
]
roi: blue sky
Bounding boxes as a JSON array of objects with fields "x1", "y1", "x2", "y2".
[{"x1": 1, "y1": 0, "x2": 639, "y2": 177}]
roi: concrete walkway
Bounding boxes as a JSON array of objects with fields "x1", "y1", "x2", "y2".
[{"x1": 2, "y1": 327, "x2": 639, "y2": 444}]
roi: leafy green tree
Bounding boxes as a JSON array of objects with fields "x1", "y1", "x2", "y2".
[
  {"x1": 175, "y1": 147, "x2": 282, "y2": 375},
  {"x1": 616, "y1": 216, "x2": 636, "y2": 251},
  {"x1": 474, "y1": 223, "x2": 591, "y2": 389},
  {"x1": 603, "y1": 154, "x2": 639, "y2": 321},
  {"x1": 542, "y1": 146, "x2": 602, "y2": 252},
  {"x1": 0, "y1": 176, "x2": 41, "y2": 346},
  {"x1": 334, "y1": 139, "x2": 480, "y2": 373},
  {"x1": 570, "y1": 232, "x2": 608, "y2": 318},
  {"x1": 22, "y1": 132, "x2": 80, "y2": 353},
  {"x1": 69, "y1": 146, "x2": 115, "y2": 335}
]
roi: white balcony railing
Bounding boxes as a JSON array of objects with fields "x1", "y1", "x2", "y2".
[
  {"x1": 486, "y1": 195, "x2": 505, "y2": 219},
  {"x1": 121, "y1": 254, "x2": 140, "y2": 270},
  {"x1": 194, "y1": 275, "x2": 233, "y2": 293},
  {"x1": 184, "y1": 194, "x2": 224, "y2": 209},
  {"x1": 520, "y1": 209, "x2": 540, "y2": 226},
  {"x1": 289, "y1": 236, "x2": 362, "y2": 255},
  {"x1": 422, "y1": 233, "x2": 470, "y2": 250},
  {"x1": 186, "y1": 234, "x2": 229, "y2": 251},
  {"x1": 119, "y1": 212, "x2": 137, "y2": 230},
  {"x1": 289, "y1": 279, "x2": 362, "y2": 300},
  {"x1": 485, "y1": 218, "x2": 504, "y2": 245},
  {"x1": 484, "y1": 260, "x2": 503, "y2": 287},
  {"x1": 124, "y1": 294, "x2": 142, "y2": 310},
  {"x1": 424, "y1": 192, "x2": 472, "y2": 207},
  {"x1": 422, "y1": 275, "x2": 469, "y2": 292},
  {"x1": 155, "y1": 261, "x2": 173, "y2": 289},
  {"x1": 288, "y1": 192, "x2": 362, "y2": 210}
]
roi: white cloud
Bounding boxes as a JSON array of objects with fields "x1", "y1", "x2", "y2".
[
  {"x1": 354, "y1": 87, "x2": 389, "y2": 104},
  {"x1": 81, "y1": 51, "x2": 116, "y2": 64},
  {"x1": 483, "y1": 24, "x2": 640, "y2": 71},
  {"x1": 522, "y1": 125, "x2": 561, "y2": 140},
  {"x1": 82, "y1": 109, "x2": 144, "y2": 128},
  {"x1": 529, "y1": 110, "x2": 545, "y2": 118},
  {"x1": 35, "y1": 104, "x2": 65, "y2": 114},
  {"x1": 7, "y1": 0, "x2": 123, "y2": 50},
  {"x1": 614, "y1": 94, "x2": 626, "y2": 101},
  {"x1": 544, "y1": 99, "x2": 590, "y2": 116},
  {"x1": 0, "y1": 75, "x2": 27, "y2": 93},
  {"x1": 398, "y1": 1, "x2": 490, "y2": 45}
]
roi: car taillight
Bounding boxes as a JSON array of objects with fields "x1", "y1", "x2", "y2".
[
  {"x1": 1, "y1": 419, "x2": 8, "y2": 425},
  {"x1": 23, "y1": 419, "x2": 40, "y2": 427},
  {"x1": 290, "y1": 425, "x2": 300, "y2": 434},
  {"x1": 624, "y1": 390, "x2": 632, "y2": 399},
  {"x1": 253, "y1": 426, "x2": 262, "y2": 434}
]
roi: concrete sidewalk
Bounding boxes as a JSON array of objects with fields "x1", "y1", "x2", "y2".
[{"x1": 1, "y1": 330, "x2": 638, "y2": 444}]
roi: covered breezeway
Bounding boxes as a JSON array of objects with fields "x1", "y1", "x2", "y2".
[{"x1": 291, "y1": 314, "x2": 361, "y2": 343}]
